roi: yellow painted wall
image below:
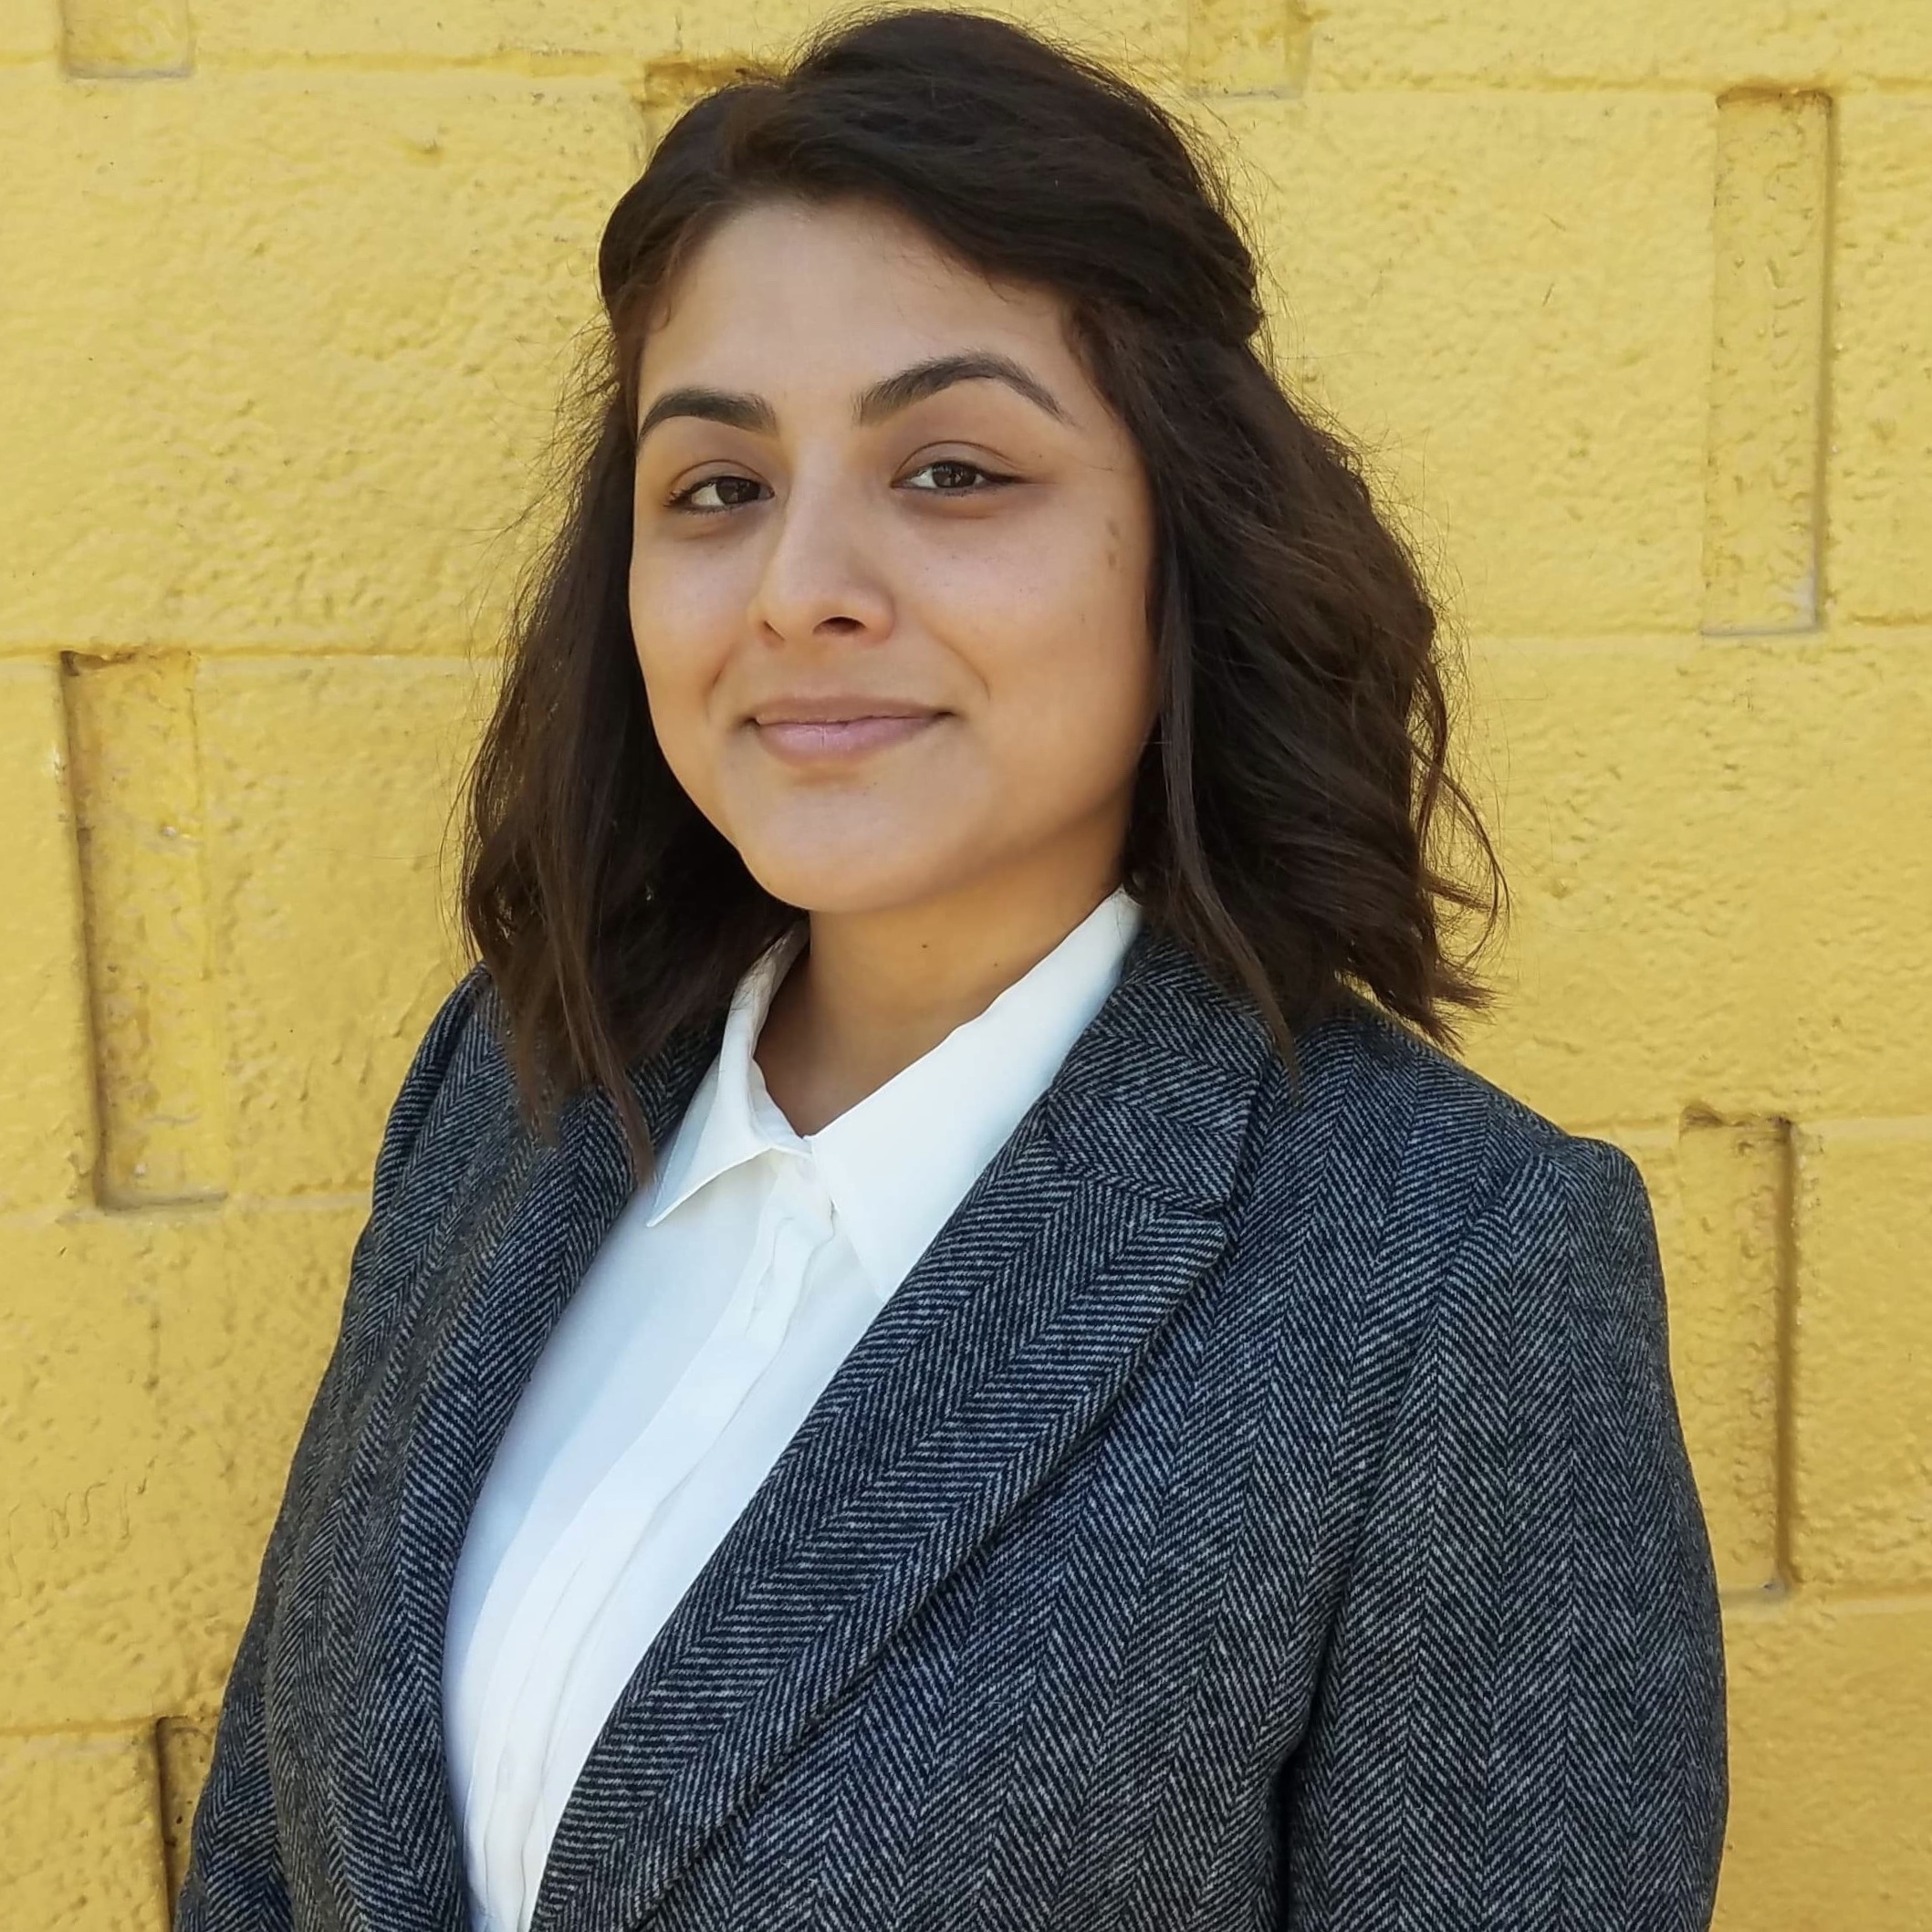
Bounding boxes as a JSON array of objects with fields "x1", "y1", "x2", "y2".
[{"x1": 2, "y1": 0, "x2": 1928, "y2": 1922}]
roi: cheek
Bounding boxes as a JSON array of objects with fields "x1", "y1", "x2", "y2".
[
  {"x1": 954, "y1": 512, "x2": 1156, "y2": 790},
  {"x1": 628, "y1": 534, "x2": 756, "y2": 688},
  {"x1": 628, "y1": 550, "x2": 742, "y2": 803}
]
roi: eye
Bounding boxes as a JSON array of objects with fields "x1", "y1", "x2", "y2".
[
  {"x1": 900, "y1": 457, "x2": 1012, "y2": 495},
  {"x1": 668, "y1": 473, "x2": 770, "y2": 514}
]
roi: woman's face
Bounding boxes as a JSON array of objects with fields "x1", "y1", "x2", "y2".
[{"x1": 627, "y1": 196, "x2": 1158, "y2": 918}]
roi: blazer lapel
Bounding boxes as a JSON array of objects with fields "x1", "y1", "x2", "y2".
[
  {"x1": 530, "y1": 928, "x2": 1277, "y2": 1932},
  {"x1": 322, "y1": 1007, "x2": 724, "y2": 1931}
]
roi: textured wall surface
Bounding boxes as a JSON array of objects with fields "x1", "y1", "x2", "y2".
[{"x1": 1, "y1": 0, "x2": 1927, "y2": 1924}]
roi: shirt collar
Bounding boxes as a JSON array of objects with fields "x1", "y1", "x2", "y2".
[
  {"x1": 643, "y1": 889, "x2": 1143, "y2": 1296},
  {"x1": 641, "y1": 922, "x2": 811, "y2": 1228}
]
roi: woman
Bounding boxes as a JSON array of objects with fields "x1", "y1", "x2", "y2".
[{"x1": 176, "y1": 10, "x2": 1727, "y2": 1930}]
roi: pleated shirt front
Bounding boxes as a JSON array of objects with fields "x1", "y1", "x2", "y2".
[{"x1": 441, "y1": 890, "x2": 1141, "y2": 1932}]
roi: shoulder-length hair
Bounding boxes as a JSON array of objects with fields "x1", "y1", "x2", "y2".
[{"x1": 463, "y1": 5, "x2": 1503, "y2": 1164}]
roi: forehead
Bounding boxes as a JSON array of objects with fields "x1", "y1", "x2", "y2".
[{"x1": 640, "y1": 197, "x2": 1078, "y2": 390}]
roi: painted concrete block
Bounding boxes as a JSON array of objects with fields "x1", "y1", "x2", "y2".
[
  {"x1": 195, "y1": 656, "x2": 477, "y2": 1198},
  {"x1": 1790, "y1": 1118, "x2": 1932, "y2": 1591},
  {"x1": 1704, "y1": 92, "x2": 1829, "y2": 636},
  {"x1": 0, "y1": 1201, "x2": 361, "y2": 1729},
  {"x1": 1187, "y1": 0, "x2": 1309, "y2": 92},
  {"x1": 0, "y1": 69, "x2": 641, "y2": 654},
  {"x1": 1831, "y1": 93, "x2": 1932, "y2": 626},
  {"x1": 0, "y1": 662, "x2": 95, "y2": 1214},
  {"x1": 0, "y1": 0, "x2": 57, "y2": 59},
  {"x1": 1310, "y1": 0, "x2": 1932, "y2": 90},
  {"x1": 0, "y1": 1729, "x2": 170, "y2": 1931},
  {"x1": 1459, "y1": 630, "x2": 1932, "y2": 1128},
  {"x1": 1718, "y1": 1597, "x2": 1932, "y2": 1930},
  {"x1": 1617, "y1": 1120, "x2": 1784, "y2": 1597},
  {"x1": 62, "y1": 653, "x2": 228, "y2": 1206},
  {"x1": 1216, "y1": 91, "x2": 1712, "y2": 638},
  {"x1": 154, "y1": 1202, "x2": 375, "y2": 1707},
  {"x1": 157, "y1": 1716, "x2": 217, "y2": 1904},
  {"x1": 189, "y1": 0, "x2": 1191, "y2": 80},
  {"x1": 60, "y1": 0, "x2": 192, "y2": 76}
]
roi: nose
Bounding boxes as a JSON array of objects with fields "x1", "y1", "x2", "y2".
[{"x1": 746, "y1": 465, "x2": 894, "y2": 647}]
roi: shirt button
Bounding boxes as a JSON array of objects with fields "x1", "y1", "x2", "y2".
[{"x1": 787, "y1": 1164, "x2": 833, "y2": 1230}]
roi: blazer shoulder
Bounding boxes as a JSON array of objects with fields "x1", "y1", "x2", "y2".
[
  {"x1": 369, "y1": 961, "x2": 523, "y2": 1211},
  {"x1": 1233, "y1": 996, "x2": 1648, "y2": 1279}
]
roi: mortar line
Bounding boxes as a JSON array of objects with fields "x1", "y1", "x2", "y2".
[
  {"x1": 145, "y1": 1717, "x2": 178, "y2": 1921},
  {"x1": 1812, "y1": 88, "x2": 1839, "y2": 627},
  {"x1": 1771, "y1": 1113, "x2": 1801, "y2": 1590},
  {"x1": 1698, "y1": 93, "x2": 1727, "y2": 635},
  {"x1": 181, "y1": 650, "x2": 236, "y2": 1199},
  {"x1": 55, "y1": 652, "x2": 113, "y2": 1212},
  {"x1": 6, "y1": 40, "x2": 1918, "y2": 90}
]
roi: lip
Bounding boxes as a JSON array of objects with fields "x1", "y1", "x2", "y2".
[
  {"x1": 755, "y1": 715, "x2": 943, "y2": 761},
  {"x1": 747, "y1": 699, "x2": 945, "y2": 763}
]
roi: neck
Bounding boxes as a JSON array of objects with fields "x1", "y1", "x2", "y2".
[{"x1": 754, "y1": 846, "x2": 1124, "y2": 1136}]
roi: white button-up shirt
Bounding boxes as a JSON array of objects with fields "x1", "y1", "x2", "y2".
[{"x1": 442, "y1": 888, "x2": 1142, "y2": 1932}]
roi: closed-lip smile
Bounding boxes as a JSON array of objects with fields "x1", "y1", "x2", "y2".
[{"x1": 747, "y1": 696, "x2": 946, "y2": 762}]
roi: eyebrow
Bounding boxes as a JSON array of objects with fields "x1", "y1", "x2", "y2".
[
  {"x1": 854, "y1": 352, "x2": 1070, "y2": 428},
  {"x1": 636, "y1": 386, "x2": 773, "y2": 445},
  {"x1": 633, "y1": 350, "x2": 1070, "y2": 449}
]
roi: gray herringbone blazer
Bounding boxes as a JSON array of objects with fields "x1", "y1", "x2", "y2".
[{"x1": 176, "y1": 925, "x2": 1727, "y2": 1932}]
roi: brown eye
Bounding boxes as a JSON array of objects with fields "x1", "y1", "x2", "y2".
[
  {"x1": 901, "y1": 459, "x2": 1008, "y2": 494},
  {"x1": 672, "y1": 474, "x2": 770, "y2": 513}
]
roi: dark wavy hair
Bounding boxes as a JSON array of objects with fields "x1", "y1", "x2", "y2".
[{"x1": 464, "y1": 5, "x2": 1503, "y2": 1164}]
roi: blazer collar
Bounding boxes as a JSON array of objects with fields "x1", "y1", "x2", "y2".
[
  {"x1": 645, "y1": 888, "x2": 1145, "y2": 1295},
  {"x1": 1039, "y1": 920, "x2": 1275, "y2": 1211},
  {"x1": 333, "y1": 922, "x2": 1276, "y2": 1932}
]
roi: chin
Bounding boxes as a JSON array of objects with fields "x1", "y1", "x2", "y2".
[{"x1": 736, "y1": 837, "x2": 969, "y2": 919}]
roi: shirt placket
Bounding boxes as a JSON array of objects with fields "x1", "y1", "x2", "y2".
[{"x1": 466, "y1": 1151, "x2": 838, "y2": 1932}]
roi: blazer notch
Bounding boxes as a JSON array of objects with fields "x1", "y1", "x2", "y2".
[{"x1": 1042, "y1": 926, "x2": 1276, "y2": 1216}]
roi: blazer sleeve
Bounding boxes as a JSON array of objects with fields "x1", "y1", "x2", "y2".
[
  {"x1": 173, "y1": 971, "x2": 484, "y2": 1932},
  {"x1": 1281, "y1": 1133, "x2": 1728, "y2": 1930}
]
